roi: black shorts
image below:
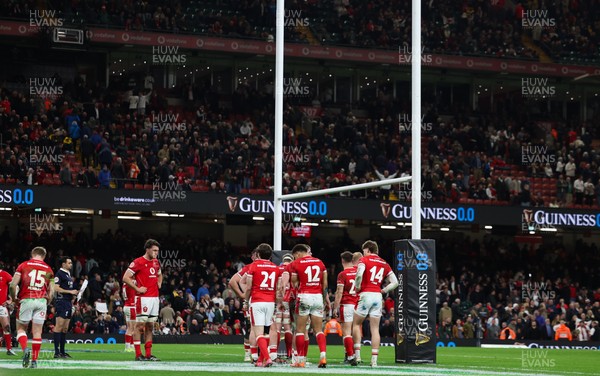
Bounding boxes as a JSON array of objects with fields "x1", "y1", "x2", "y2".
[
  {"x1": 243, "y1": 316, "x2": 252, "y2": 340},
  {"x1": 55, "y1": 300, "x2": 73, "y2": 319}
]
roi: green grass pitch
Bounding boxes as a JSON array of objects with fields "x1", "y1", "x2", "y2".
[{"x1": 0, "y1": 343, "x2": 598, "y2": 375}]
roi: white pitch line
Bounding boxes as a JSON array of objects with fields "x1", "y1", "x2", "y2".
[
  {"x1": 0, "y1": 360, "x2": 574, "y2": 376},
  {"x1": 439, "y1": 363, "x2": 590, "y2": 376}
]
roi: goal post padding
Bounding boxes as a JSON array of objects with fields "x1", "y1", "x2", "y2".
[{"x1": 394, "y1": 239, "x2": 436, "y2": 363}]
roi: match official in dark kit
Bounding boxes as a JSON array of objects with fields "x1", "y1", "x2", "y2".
[{"x1": 53, "y1": 257, "x2": 79, "y2": 358}]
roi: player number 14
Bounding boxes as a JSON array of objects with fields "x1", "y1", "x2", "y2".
[{"x1": 369, "y1": 266, "x2": 384, "y2": 284}]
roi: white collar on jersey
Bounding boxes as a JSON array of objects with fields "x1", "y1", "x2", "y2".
[{"x1": 60, "y1": 268, "x2": 71, "y2": 277}]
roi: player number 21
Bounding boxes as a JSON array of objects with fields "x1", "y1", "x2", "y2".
[{"x1": 260, "y1": 271, "x2": 276, "y2": 288}]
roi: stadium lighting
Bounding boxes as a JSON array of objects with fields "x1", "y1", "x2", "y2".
[
  {"x1": 329, "y1": 219, "x2": 342, "y2": 224},
  {"x1": 252, "y1": 216, "x2": 265, "y2": 221},
  {"x1": 301, "y1": 222, "x2": 319, "y2": 227},
  {"x1": 118, "y1": 211, "x2": 141, "y2": 215},
  {"x1": 117, "y1": 215, "x2": 141, "y2": 220},
  {"x1": 440, "y1": 227, "x2": 450, "y2": 232},
  {"x1": 69, "y1": 209, "x2": 91, "y2": 214},
  {"x1": 0, "y1": 207, "x2": 12, "y2": 211},
  {"x1": 540, "y1": 228, "x2": 558, "y2": 232},
  {"x1": 484, "y1": 225, "x2": 493, "y2": 230},
  {"x1": 153, "y1": 213, "x2": 185, "y2": 218},
  {"x1": 529, "y1": 230, "x2": 536, "y2": 234},
  {"x1": 380, "y1": 225, "x2": 397, "y2": 230}
]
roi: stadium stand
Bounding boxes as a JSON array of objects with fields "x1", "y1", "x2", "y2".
[
  {"x1": 1, "y1": 80, "x2": 599, "y2": 209},
  {"x1": 1, "y1": 0, "x2": 597, "y2": 62}
]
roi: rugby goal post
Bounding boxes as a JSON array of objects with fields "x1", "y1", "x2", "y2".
[{"x1": 272, "y1": 0, "x2": 435, "y2": 364}]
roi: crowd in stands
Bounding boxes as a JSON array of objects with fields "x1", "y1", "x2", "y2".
[
  {"x1": 534, "y1": 0, "x2": 600, "y2": 64},
  {"x1": 0, "y1": 228, "x2": 598, "y2": 341},
  {"x1": 318, "y1": 0, "x2": 538, "y2": 58},
  {"x1": 1, "y1": 71, "x2": 600, "y2": 209},
  {"x1": 1, "y1": 0, "x2": 598, "y2": 63}
]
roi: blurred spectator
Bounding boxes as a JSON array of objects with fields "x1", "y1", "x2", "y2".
[
  {"x1": 189, "y1": 319, "x2": 202, "y2": 335},
  {"x1": 89, "y1": 273, "x2": 104, "y2": 303},
  {"x1": 98, "y1": 165, "x2": 112, "y2": 188},
  {"x1": 160, "y1": 302, "x2": 176, "y2": 327}
]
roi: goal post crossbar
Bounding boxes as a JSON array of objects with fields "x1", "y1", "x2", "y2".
[{"x1": 279, "y1": 176, "x2": 412, "y2": 201}]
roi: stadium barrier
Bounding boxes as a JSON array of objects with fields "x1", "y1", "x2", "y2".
[
  {"x1": 6, "y1": 185, "x2": 600, "y2": 228},
  {"x1": 38, "y1": 334, "x2": 404, "y2": 346},
  {"x1": 38, "y1": 335, "x2": 597, "y2": 350},
  {"x1": 481, "y1": 339, "x2": 600, "y2": 350}
]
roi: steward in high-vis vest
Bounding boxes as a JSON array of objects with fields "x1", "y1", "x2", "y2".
[
  {"x1": 325, "y1": 317, "x2": 342, "y2": 336},
  {"x1": 499, "y1": 322, "x2": 516, "y2": 340},
  {"x1": 554, "y1": 320, "x2": 572, "y2": 341}
]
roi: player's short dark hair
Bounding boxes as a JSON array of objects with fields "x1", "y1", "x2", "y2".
[
  {"x1": 254, "y1": 243, "x2": 272, "y2": 260},
  {"x1": 362, "y1": 240, "x2": 379, "y2": 254},
  {"x1": 144, "y1": 239, "x2": 161, "y2": 250},
  {"x1": 340, "y1": 251, "x2": 353, "y2": 263},
  {"x1": 292, "y1": 244, "x2": 310, "y2": 255},
  {"x1": 59, "y1": 256, "x2": 72, "y2": 266},
  {"x1": 31, "y1": 246, "x2": 47, "y2": 258}
]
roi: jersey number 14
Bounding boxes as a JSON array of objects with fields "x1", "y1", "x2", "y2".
[{"x1": 369, "y1": 266, "x2": 384, "y2": 284}]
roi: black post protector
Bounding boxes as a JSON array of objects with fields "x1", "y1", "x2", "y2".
[{"x1": 394, "y1": 239, "x2": 437, "y2": 363}]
